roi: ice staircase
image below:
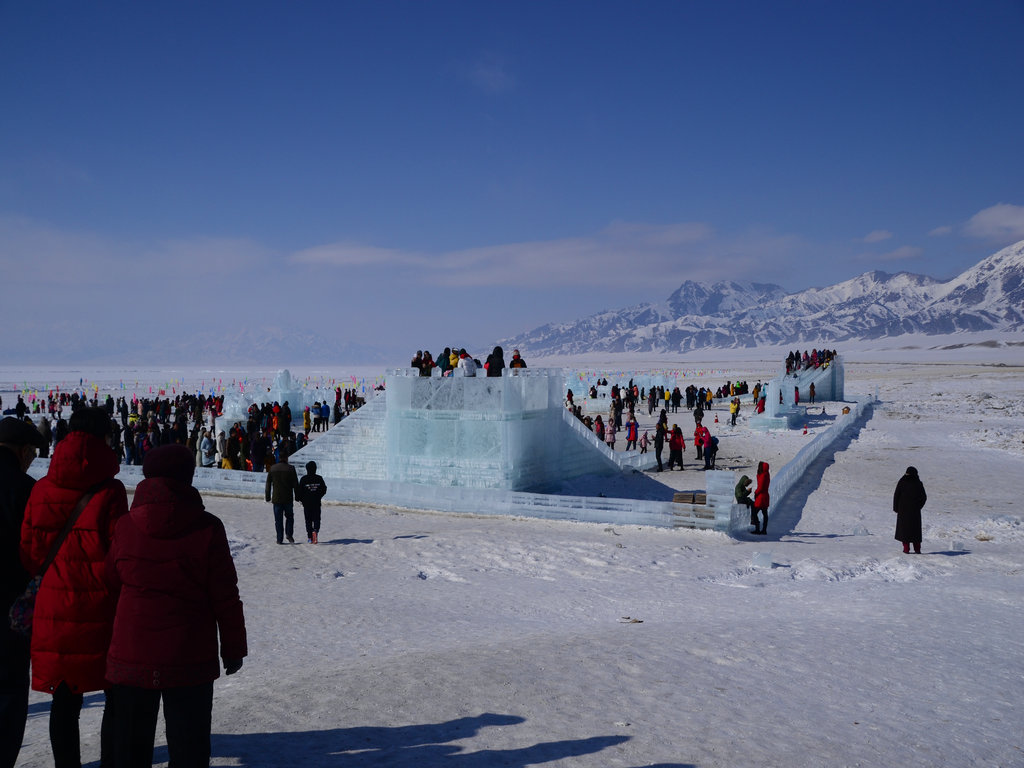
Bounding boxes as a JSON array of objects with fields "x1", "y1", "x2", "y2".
[{"x1": 291, "y1": 391, "x2": 388, "y2": 481}]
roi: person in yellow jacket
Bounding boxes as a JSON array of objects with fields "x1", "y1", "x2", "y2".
[{"x1": 729, "y1": 397, "x2": 740, "y2": 426}]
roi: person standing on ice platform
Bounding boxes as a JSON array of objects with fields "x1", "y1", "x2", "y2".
[{"x1": 893, "y1": 466, "x2": 927, "y2": 554}]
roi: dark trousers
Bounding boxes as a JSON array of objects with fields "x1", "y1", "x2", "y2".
[
  {"x1": 739, "y1": 499, "x2": 755, "y2": 526},
  {"x1": 753, "y1": 506, "x2": 768, "y2": 532},
  {"x1": 51, "y1": 682, "x2": 114, "y2": 768},
  {"x1": 654, "y1": 442, "x2": 664, "y2": 471},
  {"x1": 273, "y1": 503, "x2": 294, "y2": 543},
  {"x1": 0, "y1": 627, "x2": 30, "y2": 768},
  {"x1": 303, "y1": 505, "x2": 322, "y2": 537},
  {"x1": 109, "y1": 683, "x2": 213, "y2": 768},
  {"x1": 667, "y1": 449, "x2": 683, "y2": 471}
]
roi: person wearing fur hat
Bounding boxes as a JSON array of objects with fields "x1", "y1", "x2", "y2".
[
  {"x1": 105, "y1": 444, "x2": 247, "y2": 766},
  {"x1": 20, "y1": 407, "x2": 128, "y2": 767},
  {"x1": 1, "y1": 417, "x2": 48, "y2": 767}
]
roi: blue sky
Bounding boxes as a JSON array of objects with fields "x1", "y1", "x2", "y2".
[{"x1": 2, "y1": 1, "x2": 1023, "y2": 362}]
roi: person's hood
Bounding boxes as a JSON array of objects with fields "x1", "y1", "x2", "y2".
[
  {"x1": 47, "y1": 431, "x2": 120, "y2": 490},
  {"x1": 738, "y1": 475, "x2": 752, "y2": 486},
  {"x1": 128, "y1": 476, "x2": 205, "y2": 539},
  {"x1": 758, "y1": 461, "x2": 770, "y2": 474}
]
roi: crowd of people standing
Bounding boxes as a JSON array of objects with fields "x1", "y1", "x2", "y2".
[{"x1": 410, "y1": 346, "x2": 528, "y2": 377}]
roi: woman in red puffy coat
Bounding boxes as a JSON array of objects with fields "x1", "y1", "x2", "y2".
[
  {"x1": 105, "y1": 444, "x2": 247, "y2": 766},
  {"x1": 20, "y1": 407, "x2": 128, "y2": 767},
  {"x1": 752, "y1": 461, "x2": 771, "y2": 535}
]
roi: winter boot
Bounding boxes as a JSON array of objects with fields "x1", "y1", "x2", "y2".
[
  {"x1": 913, "y1": 542, "x2": 921, "y2": 554},
  {"x1": 312, "y1": 531, "x2": 318, "y2": 544},
  {"x1": 902, "y1": 541, "x2": 910, "y2": 554}
]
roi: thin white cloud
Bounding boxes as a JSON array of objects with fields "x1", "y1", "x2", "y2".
[
  {"x1": 142, "y1": 237, "x2": 271, "y2": 275},
  {"x1": 964, "y1": 203, "x2": 1024, "y2": 242},
  {"x1": 428, "y1": 222, "x2": 719, "y2": 288},
  {"x1": 928, "y1": 225, "x2": 953, "y2": 237},
  {"x1": 289, "y1": 242, "x2": 423, "y2": 268},
  {"x1": 283, "y1": 222, "x2": 816, "y2": 292},
  {"x1": 882, "y1": 245, "x2": 924, "y2": 261},
  {"x1": 0, "y1": 214, "x2": 271, "y2": 293},
  {"x1": 602, "y1": 220, "x2": 713, "y2": 247},
  {"x1": 863, "y1": 230, "x2": 893, "y2": 243}
]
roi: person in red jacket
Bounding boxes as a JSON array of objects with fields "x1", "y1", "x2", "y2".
[
  {"x1": 105, "y1": 444, "x2": 247, "y2": 766},
  {"x1": 666, "y1": 425, "x2": 685, "y2": 471},
  {"x1": 752, "y1": 461, "x2": 771, "y2": 535},
  {"x1": 20, "y1": 407, "x2": 128, "y2": 768}
]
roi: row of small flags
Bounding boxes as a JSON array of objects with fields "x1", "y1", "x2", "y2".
[
  {"x1": 12, "y1": 373, "x2": 386, "y2": 401},
  {"x1": 572, "y1": 368, "x2": 728, "y2": 382}
]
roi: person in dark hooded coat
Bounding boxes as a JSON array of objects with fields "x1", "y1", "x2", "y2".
[
  {"x1": 105, "y1": 444, "x2": 247, "y2": 766},
  {"x1": 485, "y1": 346, "x2": 506, "y2": 378},
  {"x1": 893, "y1": 466, "x2": 927, "y2": 554}
]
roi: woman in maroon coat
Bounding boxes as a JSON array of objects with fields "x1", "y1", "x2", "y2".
[
  {"x1": 105, "y1": 444, "x2": 247, "y2": 767},
  {"x1": 20, "y1": 407, "x2": 128, "y2": 767}
]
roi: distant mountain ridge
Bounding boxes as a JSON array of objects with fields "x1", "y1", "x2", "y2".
[{"x1": 500, "y1": 240, "x2": 1024, "y2": 355}]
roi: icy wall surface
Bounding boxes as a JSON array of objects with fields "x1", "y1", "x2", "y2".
[{"x1": 386, "y1": 368, "x2": 566, "y2": 490}]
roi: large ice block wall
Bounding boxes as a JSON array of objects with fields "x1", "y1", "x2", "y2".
[
  {"x1": 385, "y1": 368, "x2": 572, "y2": 490},
  {"x1": 291, "y1": 367, "x2": 629, "y2": 491}
]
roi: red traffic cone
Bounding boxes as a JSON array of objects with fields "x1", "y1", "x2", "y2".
[
  {"x1": 803, "y1": 424, "x2": 808, "y2": 435},
  {"x1": 714, "y1": 414, "x2": 719, "y2": 423}
]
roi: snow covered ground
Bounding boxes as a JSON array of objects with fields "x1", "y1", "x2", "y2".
[{"x1": 9, "y1": 351, "x2": 1024, "y2": 767}]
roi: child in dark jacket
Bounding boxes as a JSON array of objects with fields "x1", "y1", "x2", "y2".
[{"x1": 298, "y1": 460, "x2": 328, "y2": 544}]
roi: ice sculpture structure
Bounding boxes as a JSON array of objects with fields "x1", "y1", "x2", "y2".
[
  {"x1": 217, "y1": 368, "x2": 336, "y2": 432},
  {"x1": 293, "y1": 367, "x2": 628, "y2": 492},
  {"x1": 751, "y1": 356, "x2": 845, "y2": 430}
]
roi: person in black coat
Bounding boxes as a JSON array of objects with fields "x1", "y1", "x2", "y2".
[
  {"x1": 298, "y1": 461, "x2": 328, "y2": 544},
  {"x1": 485, "y1": 346, "x2": 506, "y2": 378},
  {"x1": 0, "y1": 417, "x2": 48, "y2": 767},
  {"x1": 893, "y1": 466, "x2": 927, "y2": 554}
]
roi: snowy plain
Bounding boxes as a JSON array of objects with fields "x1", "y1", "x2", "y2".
[{"x1": 6, "y1": 339, "x2": 1024, "y2": 767}]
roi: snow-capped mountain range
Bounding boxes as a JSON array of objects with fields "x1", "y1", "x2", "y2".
[{"x1": 501, "y1": 240, "x2": 1024, "y2": 356}]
